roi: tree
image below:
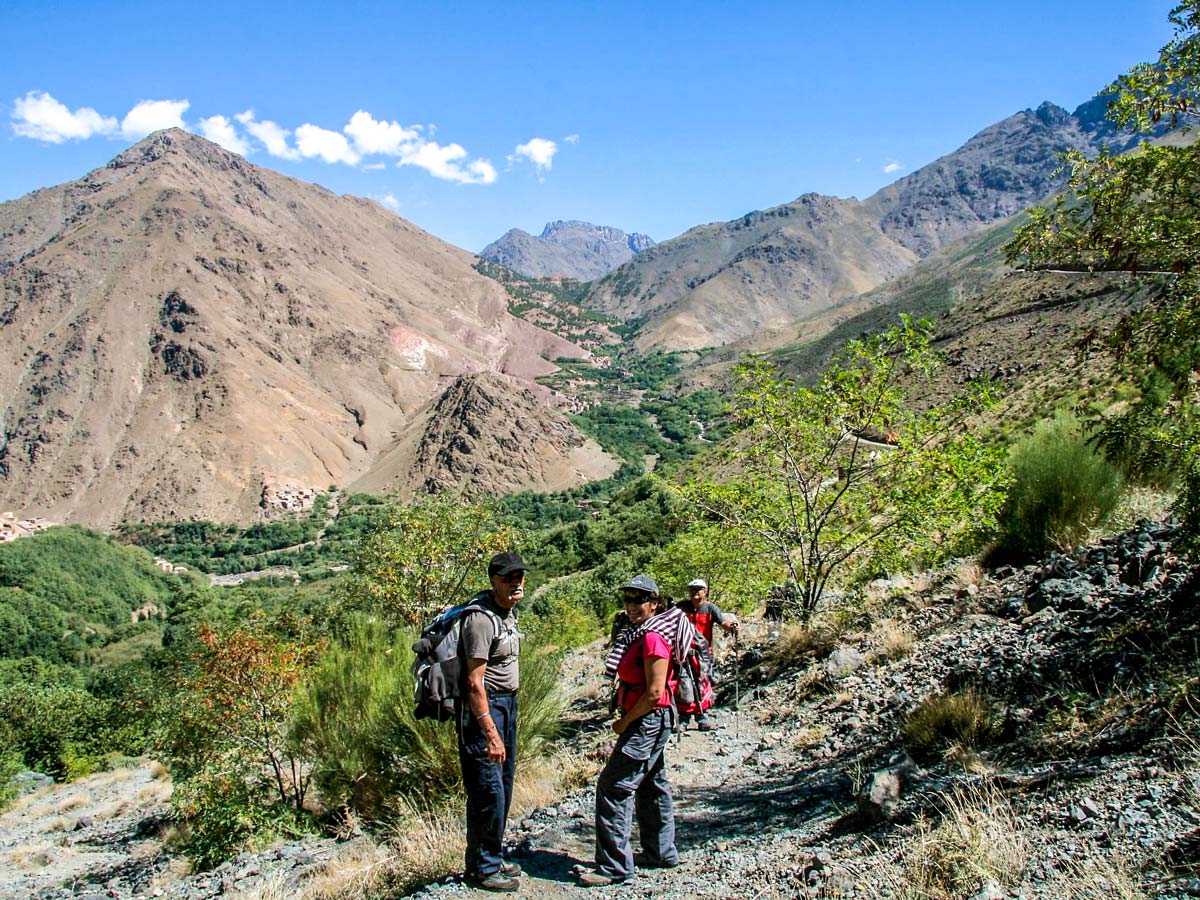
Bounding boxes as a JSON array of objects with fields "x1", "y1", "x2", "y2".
[
  {"x1": 1005, "y1": 1, "x2": 1200, "y2": 539},
  {"x1": 162, "y1": 620, "x2": 320, "y2": 812},
  {"x1": 340, "y1": 495, "x2": 517, "y2": 628},
  {"x1": 685, "y1": 318, "x2": 1004, "y2": 620}
]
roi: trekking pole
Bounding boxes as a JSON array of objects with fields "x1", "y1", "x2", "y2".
[{"x1": 733, "y1": 628, "x2": 741, "y2": 740}]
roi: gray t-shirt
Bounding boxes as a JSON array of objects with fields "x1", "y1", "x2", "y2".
[{"x1": 459, "y1": 591, "x2": 521, "y2": 693}]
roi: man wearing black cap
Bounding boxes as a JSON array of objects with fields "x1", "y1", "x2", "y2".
[{"x1": 459, "y1": 551, "x2": 526, "y2": 892}]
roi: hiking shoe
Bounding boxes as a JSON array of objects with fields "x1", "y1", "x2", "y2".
[
  {"x1": 579, "y1": 870, "x2": 633, "y2": 887},
  {"x1": 696, "y1": 717, "x2": 715, "y2": 731},
  {"x1": 500, "y1": 861, "x2": 522, "y2": 876},
  {"x1": 465, "y1": 871, "x2": 520, "y2": 892},
  {"x1": 634, "y1": 853, "x2": 679, "y2": 869}
]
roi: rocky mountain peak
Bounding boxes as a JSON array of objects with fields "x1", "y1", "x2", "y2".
[
  {"x1": 0, "y1": 132, "x2": 597, "y2": 526},
  {"x1": 481, "y1": 220, "x2": 654, "y2": 280},
  {"x1": 1034, "y1": 100, "x2": 1072, "y2": 126},
  {"x1": 398, "y1": 372, "x2": 617, "y2": 497}
]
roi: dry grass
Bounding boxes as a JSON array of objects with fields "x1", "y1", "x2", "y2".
[
  {"x1": 792, "y1": 725, "x2": 829, "y2": 749},
  {"x1": 765, "y1": 620, "x2": 844, "y2": 675},
  {"x1": 896, "y1": 783, "x2": 1028, "y2": 900},
  {"x1": 55, "y1": 795, "x2": 87, "y2": 813},
  {"x1": 1050, "y1": 852, "x2": 1147, "y2": 900},
  {"x1": 4, "y1": 843, "x2": 55, "y2": 870},
  {"x1": 871, "y1": 618, "x2": 915, "y2": 661},
  {"x1": 149, "y1": 760, "x2": 170, "y2": 781},
  {"x1": 45, "y1": 816, "x2": 72, "y2": 832},
  {"x1": 1097, "y1": 485, "x2": 1176, "y2": 538},
  {"x1": 951, "y1": 560, "x2": 984, "y2": 592},
  {"x1": 902, "y1": 689, "x2": 998, "y2": 764},
  {"x1": 137, "y1": 781, "x2": 172, "y2": 805}
]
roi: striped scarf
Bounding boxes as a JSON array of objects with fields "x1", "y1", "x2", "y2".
[{"x1": 605, "y1": 606, "x2": 697, "y2": 676}]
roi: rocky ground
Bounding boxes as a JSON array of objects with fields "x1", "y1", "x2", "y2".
[{"x1": 3, "y1": 521, "x2": 1198, "y2": 900}]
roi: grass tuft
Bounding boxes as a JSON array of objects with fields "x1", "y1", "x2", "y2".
[{"x1": 902, "y1": 689, "x2": 998, "y2": 765}]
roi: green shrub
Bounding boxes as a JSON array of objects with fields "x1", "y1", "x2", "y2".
[
  {"x1": 170, "y1": 768, "x2": 303, "y2": 870},
  {"x1": 288, "y1": 619, "x2": 413, "y2": 819},
  {"x1": 0, "y1": 747, "x2": 22, "y2": 811},
  {"x1": 0, "y1": 683, "x2": 109, "y2": 777},
  {"x1": 995, "y1": 413, "x2": 1122, "y2": 560},
  {"x1": 291, "y1": 616, "x2": 565, "y2": 821},
  {"x1": 902, "y1": 688, "x2": 998, "y2": 764}
]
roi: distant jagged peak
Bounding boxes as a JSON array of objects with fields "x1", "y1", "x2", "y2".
[
  {"x1": 538, "y1": 219, "x2": 654, "y2": 250},
  {"x1": 1033, "y1": 100, "x2": 1072, "y2": 126},
  {"x1": 480, "y1": 218, "x2": 655, "y2": 280}
]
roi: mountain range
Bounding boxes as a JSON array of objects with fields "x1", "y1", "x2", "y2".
[
  {"x1": 583, "y1": 99, "x2": 1153, "y2": 350},
  {"x1": 0, "y1": 131, "x2": 613, "y2": 527},
  {"x1": 480, "y1": 220, "x2": 654, "y2": 280},
  {"x1": 0, "y1": 87, "x2": 1163, "y2": 526}
]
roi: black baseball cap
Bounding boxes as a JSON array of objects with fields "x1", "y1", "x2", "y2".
[{"x1": 488, "y1": 551, "x2": 527, "y2": 577}]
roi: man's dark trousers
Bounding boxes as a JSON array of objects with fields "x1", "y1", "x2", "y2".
[{"x1": 459, "y1": 691, "x2": 518, "y2": 878}]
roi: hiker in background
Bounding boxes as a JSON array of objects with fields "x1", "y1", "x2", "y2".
[
  {"x1": 676, "y1": 578, "x2": 739, "y2": 731},
  {"x1": 458, "y1": 551, "x2": 526, "y2": 893},
  {"x1": 582, "y1": 574, "x2": 684, "y2": 887}
]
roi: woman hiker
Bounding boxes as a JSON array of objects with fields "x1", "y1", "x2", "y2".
[{"x1": 581, "y1": 574, "x2": 692, "y2": 887}]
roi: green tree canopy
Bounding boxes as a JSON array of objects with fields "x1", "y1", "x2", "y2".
[
  {"x1": 686, "y1": 318, "x2": 1003, "y2": 619},
  {"x1": 339, "y1": 495, "x2": 517, "y2": 628}
]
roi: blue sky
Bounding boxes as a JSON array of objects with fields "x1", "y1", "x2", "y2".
[{"x1": 0, "y1": 1, "x2": 1177, "y2": 253}]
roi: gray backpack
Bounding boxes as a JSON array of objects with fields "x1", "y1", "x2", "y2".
[{"x1": 410, "y1": 600, "x2": 501, "y2": 721}]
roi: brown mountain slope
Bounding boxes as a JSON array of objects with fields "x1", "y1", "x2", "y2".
[
  {"x1": 0, "y1": 130, "x2": 601, "y2": 526},
  {"x1": 586, "y1": 195, "x2": 918, "y2": 351},
  {"x1": 585, "y1": 98, "x2": 1154, "y2": 352},
  {"x1": 353, "y1": 372, "x2": 618, "y2": 498}
]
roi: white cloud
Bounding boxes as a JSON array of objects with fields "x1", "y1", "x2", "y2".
[
  {"x1": 121, "y1": 99, "x2": 189, "y2": 139},
  {"x1": 197, "y1": 114, "x2": 250, "y2": 155},
  {"x1": 12, "y1": 93, "x2": 498, "y2": 184},
  {"x1": 511, "y1": 137, "x2": 557, "y2": 172},
  {"x1": 345, "y1": 110, "x2": 420, "y2": 155},
  {"x1": 237, "y1": 110, "x2": 300, "y2": 160},
  {"x1": 295, "y1": 123, "x2": 360, "y2": 165},
  {"x1": 11, "y1": 91, "x2": 117, "y2": 143},
  {"x1": 399, "y1": 141, "x2": 497, "y2": 184},
  {"x1": 376, "y1": 193, "x2": 401, "y2": 212},
  {"x1": 563, "y1": 133, "x2": 580, "y2": 144},
  {"x1": 883, "y1": 160, "x2": 904, "y2": 174}
]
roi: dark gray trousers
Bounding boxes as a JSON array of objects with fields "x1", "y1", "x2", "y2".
[{"x1": 594, "y1": 707, "x2": 677, "y2": 879}]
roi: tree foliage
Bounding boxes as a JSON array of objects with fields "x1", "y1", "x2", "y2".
[
  {"x1": 685, "y1": 318, "x2": 1004, "y2": 619},
  {"x1": 160, "y1": 620, "x2": 320, "y2": 812},
  {"x1": 1005, "y1": 1, "x2": 1200, "y2": 540},
  {"x1": 339, "y1": 496, "x2": 517, "y2": 628}
]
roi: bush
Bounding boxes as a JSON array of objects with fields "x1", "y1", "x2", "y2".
[
  {"x1": 170, "y1": 768, "x2": 303, "y2": 870},
  {"x1": 0, "y1": 683, "x2": 109, "y2": 778},
  {"x1": 0, "y1": 747, "x2": 22, "y2": 810},
  {"x1": 994, "y1": 413, "x2": 1122, "y2": 560},
  {"x1": 291, "y1": 616, "x2": 566, "y2": 821},
  {"x1": 902, "y1": 688, "x2": 998, "y2": 764},
  {"x1": 897, "y1": 784, "x2": 1027, "y2": 900}
]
